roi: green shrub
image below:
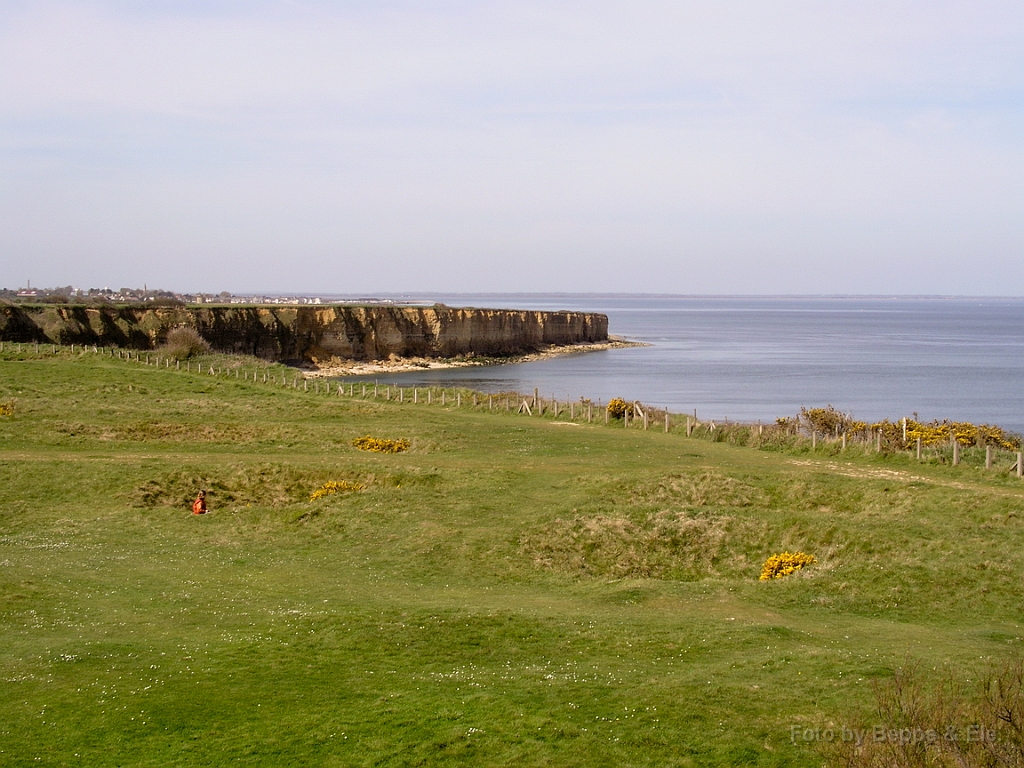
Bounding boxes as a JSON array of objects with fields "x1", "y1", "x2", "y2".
[{"x1": 161, "y1": 326, "x2": 211, "y2": 360}]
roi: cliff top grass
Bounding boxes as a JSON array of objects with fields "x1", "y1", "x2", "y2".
[{"x1": 3, "y1": 347, "x2": 1024, "y2": 766}]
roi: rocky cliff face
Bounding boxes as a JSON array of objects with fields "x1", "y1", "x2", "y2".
[{"x1": 0, "y1": 305, "x2": 608, "y2": 362}]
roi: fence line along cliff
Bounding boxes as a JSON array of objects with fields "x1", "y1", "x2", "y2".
[{"x1": 0, "y1": 305, "x2": 609, "y2": 363}]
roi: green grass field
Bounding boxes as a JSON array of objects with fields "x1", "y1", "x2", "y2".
[{"x1": 2, "y1": 347, "x2": 1024, "y2": 766}]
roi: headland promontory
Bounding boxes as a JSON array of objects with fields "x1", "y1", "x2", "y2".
[{"x1": 0, "y1": 304, "x2": 610, "y2": 366}]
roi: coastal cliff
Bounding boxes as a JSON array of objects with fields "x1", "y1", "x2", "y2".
[{"x1": 0, "y1": 304, "x2": 608, "y2": 363}]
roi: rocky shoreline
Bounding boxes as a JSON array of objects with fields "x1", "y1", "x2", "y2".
[{"x1": 304, "y1": 336, "x2": 648, "y2": 378}]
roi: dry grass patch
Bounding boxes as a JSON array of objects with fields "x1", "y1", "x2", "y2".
[
  {"x1": 53, "y1": 420, "x2": 288, "y2": 444},
  {"x1": 628, "y1": 469, "x2": 767, "y2": 510},
  {"x1": 132, "y1": 464, "x2": 371, "y2": 509},
  {"x1": 522, "y1": 509, "x2": 736, "y2": 580}
]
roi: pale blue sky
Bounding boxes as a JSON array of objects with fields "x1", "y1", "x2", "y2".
[{"x1": 1, "y1": 1, "x2": 1022, "y2": 294}]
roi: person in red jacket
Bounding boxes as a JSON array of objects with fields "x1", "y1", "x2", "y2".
[{"x1": 192, "y1": 490, "x2": 207, "y2": 515}]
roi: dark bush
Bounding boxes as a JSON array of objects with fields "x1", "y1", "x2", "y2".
[{"x1": 161, "y1": 326, "x2": 211, "y2": 360}]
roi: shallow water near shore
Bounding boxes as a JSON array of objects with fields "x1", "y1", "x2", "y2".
[{"x1": 334, "y1": 295, "x2": 1024, "y2": 434}]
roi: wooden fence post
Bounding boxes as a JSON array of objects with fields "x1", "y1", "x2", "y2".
[
  {"x1": 986, "y1": 445, "x2": 993, "y2": 470},
  {"x1": 588, "y1": 403, "x2": 592, "y2": 423},
  {"x1": 953, "y1": 437, "x2": 960, "y2": 466},
  {"x1": 457, "y1": 392, "x2": 461, "y2": 407},
  {"x1": 1018, "y1": 452, "x2": 1023, "y2": 478},
  {"x1": 441, "y1": 390, "x2": 446, "y2": 406},
  {"x1": 605, "y1": 407, "x2": 609, "y2": 425},
  {"x1": 841, "y1": 433, "x2": 847, "y2": 451},
  {"x1": 643, "y1": 411, "x2": 648, "y2": 431},
  {"x1": 414, "y1": 389, "x2": 418, "y2": 404},
  {"x1": 664, "y1": 413, "x2": 669, "y2": 433},
  {"x1": 812, "y1": 432, "x2": 817, "y2": 450},
  {"x1": 686, "y1": 416, "x2": 692, "y2": 437},
  {"x1": 876, "y1": 430, "x2": 882, "y2": 452}
]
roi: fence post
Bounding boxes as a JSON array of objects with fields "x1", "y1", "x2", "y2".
[
  {"x1": 414, "y1": 389, "x2": 418, "y2": 404},
  {"x1": 624, "y1": 411, "x2": 629, "y2": 428},
  {"x1": 986, "y1": 444, "x2": 993, "y2": 470},
  {"x1": 1018, "y1": 452, "x2": 1023, "y2": 478},
  {"x1": 953, "y1": 437, "x2": 960, "y2": 466},
  {"x1": 876, "y1": 430, "x2": 882, "y2": 452},
  {"x1": 841, "y1": 433, "x2": 846, "y2": 451},
  {"x1": 472, "y1": 394, "x2": 477, "y2": 407},
  {"x1": 605, "y1": 407, "x2": 609, "y2": 425},
  {"x1": 812, "y1": 431, "x2": 817, "y2": 450},
  {"x1": 533, "y1": 388, "x2": 539, "y2": 408},
  {"x1": 441, "y1": 390, "x2": 446, "y2": 406},
  {"x1": 457, "y1": 393, "x2": 461, "y2": 407},
  {"x1": 588, "y1": 403, "x2": 592, "y2": 423},
  {"x1": 686, "y1": 416, "x2": 692, "y2": 437},
  {"x1": 643, "y1": 411, "x2": 648, "y2": 431},
  {"x1": 665, "y1": 413, "x2": 669, "y2": 433}
]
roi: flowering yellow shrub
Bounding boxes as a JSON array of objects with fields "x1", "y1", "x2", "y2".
[
  {"x1": 0, "y1": 402, "x2": 12, "y2": 417},
  {"x1": 310, "y1": 480, "x2": 365, "y2": 501},
  {"x1": 606, "y1": 398, "x2": 631, "y2": 419},
  {"x1": 351, "y1": 435, "x2": 410, "y2": 454},
  {"x1": 795, "y1": 406, "x2": 1021, "y2": 450},
  {"x1": 759, "y1": 551, "x2": 816, "y2": 580},
  {"x1": 870, "y1": 419, "x2": 1021, "y2": 451}
]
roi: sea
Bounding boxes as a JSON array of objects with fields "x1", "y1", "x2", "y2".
[{"x1": 330, "y1": 295, "x2": 1024, "y2": 435}]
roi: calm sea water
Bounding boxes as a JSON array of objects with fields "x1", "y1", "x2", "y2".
[{"x1": 335, "y1": 295, "x2": 1024, "y2": 434}]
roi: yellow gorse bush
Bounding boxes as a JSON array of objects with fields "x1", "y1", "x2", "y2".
[
  {"x1": 759, "y1": 551, "x2": 817, "y2": 581},
  {"x1": 606, "y1": 398, "x2": 632, "y2": 419},
  {"x1": 309, "y1": 480, "x2": 365, "y2": 501},
  {"x1": 798, "y1": 405, "x2": 1021, "y2": 450},
  {"x1": 352, "y1": 435, "x2": 410, "y2": 454},
  {"x1": 0, "y1": 402, "x2": 13, "y2": 417},
  {"x1": 896, "y1": 419, "x2": 1019, "y2": 450}
]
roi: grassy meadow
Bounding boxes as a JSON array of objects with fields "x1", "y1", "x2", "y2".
[{"x1": 2, "y1": 346, "x2": 1024, "y2": 766}]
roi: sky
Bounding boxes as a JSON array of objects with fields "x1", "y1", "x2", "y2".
[{"x1": 1, "y1": 1, "x2": 1022, "y2": 296}]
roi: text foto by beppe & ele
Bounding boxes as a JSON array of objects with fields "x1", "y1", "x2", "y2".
[{"x1": 790, "y1": 724, "x2": 996, "y2": 746}]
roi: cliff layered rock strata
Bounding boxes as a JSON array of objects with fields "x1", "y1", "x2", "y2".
[{"x1": 0, "y1": 305, "x2": 608, "y2": 363}]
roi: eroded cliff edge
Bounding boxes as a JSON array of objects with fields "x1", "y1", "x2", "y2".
[{"x1": 0, "y1": 305, "x2": 608, "y2": 363}]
